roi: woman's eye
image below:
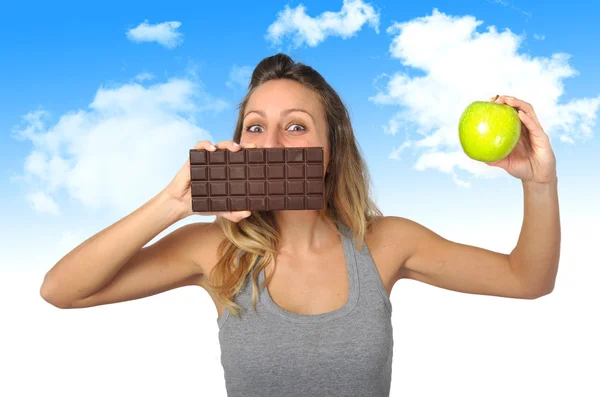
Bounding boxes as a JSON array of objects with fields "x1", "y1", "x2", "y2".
[
  {"x1": 288, "y1": 124, "x2": 306, "y2": 132},
  {"x1": 246, "y1": 125, "x2": 264, "y2": 133}
]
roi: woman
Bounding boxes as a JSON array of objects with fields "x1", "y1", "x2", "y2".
[{"x1": 40, "y1": 53, "x2": 560, "y2": 396}]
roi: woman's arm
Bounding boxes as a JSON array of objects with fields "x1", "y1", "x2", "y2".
[
  {"x1": 508, "y1": 177, "x2": 560, "y2": 295},
  {"x1": 391, "y1": 178, "x2": 559, "y2": 299},
  {"x1": 390, "y1": 95, "x2": 560, "y2": 299}
]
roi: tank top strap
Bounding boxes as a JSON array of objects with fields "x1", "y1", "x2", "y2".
[{"x1": 336, "y1": 220, "x2": 393, "y2": 315}]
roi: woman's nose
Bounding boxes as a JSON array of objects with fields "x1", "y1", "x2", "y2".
[{"x1": 262, "y1": 132, "x2": 284, "y2": 148}]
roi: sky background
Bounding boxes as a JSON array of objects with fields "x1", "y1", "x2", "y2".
[{"x1": 1, "y1": 0, "x2": 599, "y2": 395}]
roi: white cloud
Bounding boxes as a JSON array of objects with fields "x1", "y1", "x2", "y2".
[
  {"x1": 559, "y1": 135, "x2": 575, "y2": 144},
  {"x1": 226, "y1": 65, "x2": 252, "y2": 89},
  {"x1": 266, "y1": 0, "x2": 380, "y2": 49},
  {"x1": 134, "y1": 72, "x2": 155, "y2": 82},
  {"x1": 12, "y1": 76, "x2": 229, "y2": 215},
  {"x1": 370, "y1": 8, "x2": 600, "y2": 187},
  {"x1": 534, "y1": 33, "x2": 545, "y2": 40},
  {"x1": 388, "y1": 141, "x2": 412, "y2": 160},
  {"x1": 126, "y1": 20, "x2": 183, "y2": 48},
  {"x1": 26, "y1": 192, "x2": 60, "y2": 215}
]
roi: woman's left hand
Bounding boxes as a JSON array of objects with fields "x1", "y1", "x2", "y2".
[{"x1": 484, "y1": 95, "x2": 557, "y2": 184}]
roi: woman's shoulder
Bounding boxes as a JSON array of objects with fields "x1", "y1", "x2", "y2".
[
  {"x1": 175, "y1": 221, "x2": 228, "y2": 277},
  {"x1": 366, "y1": 215, "x2": 409, "y2": 234},
  {"x1": 358, "y1": 216, "x2": 416, "y2": 286},
  {"x1": 365, "y1": 215, "x2": 418, "y2": 247}
]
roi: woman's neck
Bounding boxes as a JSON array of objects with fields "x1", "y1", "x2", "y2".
[{"x1": 273, "y1": 211, "x2": 338, "y2": 252}]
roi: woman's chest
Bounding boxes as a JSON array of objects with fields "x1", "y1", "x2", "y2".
[{"x1": 209, "y1": 240, "x2": 398, "y2": 319}]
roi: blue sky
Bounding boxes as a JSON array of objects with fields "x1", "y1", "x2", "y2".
[
  {"x1": 2, "y1": 1, "x2": 600, "y2": 396},
  {"x1": 2, "y1": 0, "x2": 599, "y2": 270}
]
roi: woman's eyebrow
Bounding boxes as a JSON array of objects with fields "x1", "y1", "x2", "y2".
[{"x1": 243, "y1": 108, "x2": 315, "y2": 122}]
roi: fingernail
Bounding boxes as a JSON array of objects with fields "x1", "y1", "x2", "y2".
[
  {"x1": 233, "y1": 142, "x2": 239, "y2": 146},
  {"x1": 209, "y1": 145, "x2": 216, "y2": 150}
]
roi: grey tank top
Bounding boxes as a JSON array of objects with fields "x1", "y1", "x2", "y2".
[{"x1": 216, "y1": 222, "x2": 394, "y2": 396}]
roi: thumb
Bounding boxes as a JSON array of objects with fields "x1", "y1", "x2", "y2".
[
  {"x1": 484, "y1": 158, "x2": 507, "y2": 168},
  {"x1": 227, "y1": 211, "x2": 252, "y2": 222}
]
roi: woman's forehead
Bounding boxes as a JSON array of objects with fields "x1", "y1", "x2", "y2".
[{"x1": 247, "y1": 80, "x2": 322, "y2": 114}]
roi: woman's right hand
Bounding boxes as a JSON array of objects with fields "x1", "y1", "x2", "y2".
[{"x1": 162, "y1": 140, "x2": 257, "y2": 222}]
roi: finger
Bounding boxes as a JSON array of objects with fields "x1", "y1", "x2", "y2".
[
  {"x1": 485, "y1": 156, "x2": 508, "y2": 169},
  {"x1": 193, "y1": 140, "x2": 217, "y2": 151},
  {"x1": 501, "y1": 96, "x2": 540, "y2": 125},
  {"x1": 490, "y1": 95, "x2": 542, "y2": 128},
  {"x1": 490, "y1": 95, "x2": 509, "y2": 105},
  {"x1": 504, "y1": 96, "x2": 534, "y2": 113},
  {"x1": 232, "y1": 211, "x2": 252, "y2": 222},
  {"x1": 214, "y1": 140, "x2": 242, "y2": 151},
  {"x1": 240, "y1": 142, "x2": 257, "y2": 149},
  {"x1": 220, "y1": 211, "x2": 252, "y2": 222},
  {"x1": 516, "y1": 109, "x2": 548, "y2": 146}
]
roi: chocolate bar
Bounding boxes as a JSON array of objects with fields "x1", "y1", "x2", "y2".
[{"x1": 189, "y1": 147, "x2": 325, "y2": 212}]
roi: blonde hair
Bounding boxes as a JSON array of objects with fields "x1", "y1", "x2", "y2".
[{"x1": 202, "y1": 54, "x2": 383, "y2": 318}]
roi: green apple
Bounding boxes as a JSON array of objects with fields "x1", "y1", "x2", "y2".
[{"x1": 458, "y1": 100, "x2": 521, "y2": 162}]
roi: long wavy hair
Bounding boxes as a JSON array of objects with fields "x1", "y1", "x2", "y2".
[{"x1": 202, "y1": 53, "x2": 383, "y2": 318}]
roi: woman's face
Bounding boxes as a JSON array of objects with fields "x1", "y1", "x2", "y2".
[{"x1": 239, "y1": 79, "x2": 330, "y2": 175}]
